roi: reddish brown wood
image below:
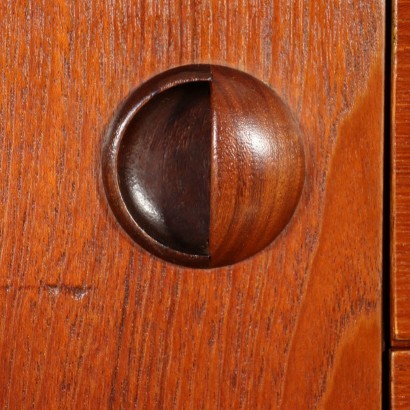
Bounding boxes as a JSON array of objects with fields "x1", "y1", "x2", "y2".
[
  {"x1": 104, "y1": 64, "x2": 304, "y2": 268},
  {"x1": 391, "y1": 0, "x2": 410, "y2": 343},
  {"x1": 0, "y1": 1, "x2": 384, "y2": 408},
  {"x1": 210, "y1": 65, "x2": 305, "y2": 267},
  {"x1": 391, "y1": 350, "x2": 410, "y2": 408}
]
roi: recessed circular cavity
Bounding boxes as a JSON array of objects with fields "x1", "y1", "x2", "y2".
[
  {"x1": 118, "y1": 81, "x2": 211, "y2": 256},
  {"x1": 102, "y1": 65, "x2": 305, "y2": 268}
]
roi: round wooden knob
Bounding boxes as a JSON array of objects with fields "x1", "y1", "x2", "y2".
[{"x1": 102, "y1": 65, "x2": 305, "y2": 268}]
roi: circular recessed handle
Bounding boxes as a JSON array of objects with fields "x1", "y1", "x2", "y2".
[{"x1": 102, "y1": 65, "x2": 305, "y2": 268}]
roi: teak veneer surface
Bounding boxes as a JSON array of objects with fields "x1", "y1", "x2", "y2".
[
  {"x1": 392, "y1": 0, "x2": 410, "y2": 343},
  {"x1": 391, "y1": 350, "x2": 410, "y2": 408},
  {"x1": 0, "y1": 1, "x2": 384, "y2": 408}
]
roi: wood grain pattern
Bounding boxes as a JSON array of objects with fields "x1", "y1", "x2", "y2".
[
  {"x1": 103, "y1": 64, "x2": 304, "y2": 268},
  {"x1": 391, "y1": 350, "x2": 410, "y2": 408},
  {"x1": 391, "y1": 0, "x2": 410, "y2": 343},
  {"x1": 210, "y1": 65, "x2": 305, "y2": 267},
  {"x1": 0, "y1": 1, "x2": 384, "y2": 408}
]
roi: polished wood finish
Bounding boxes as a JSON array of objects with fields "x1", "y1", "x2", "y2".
[
  {"x1": 391, "y1": 0, "x2": 410, "y2": 343},
  {"x1": 118, "y1": 81, "x2": 211, "y2": 257},
  {"x1": 104, "y1": 64, "x2": 304, "y2": 268},
  {"x1": 103, "y1": 66, "x2": 213, "y2": 268},
  {"x1": 391, "y1": 350, "x2": 410, "y2": 408},
  {"x1": 0, "y1": 1, "x2": 384, "y2": 408},
  {"x1": 210, "y1": 65, "x2": 305, "y2": 267}
]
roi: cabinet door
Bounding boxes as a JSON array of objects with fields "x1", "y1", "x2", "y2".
[{"x1": 0, "y1": 1, "x2": 384, "y2": 408}]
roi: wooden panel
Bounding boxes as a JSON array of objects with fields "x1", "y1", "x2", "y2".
[
  {"x1": 392, "y1": 0, "x2": 410, "y2": 343},
  {"x1": 0, "y1": 1, "x2": 384, "y2": 408},
  {"x1": 391, "y1": 350, "x2": 410, "y2": 408}
]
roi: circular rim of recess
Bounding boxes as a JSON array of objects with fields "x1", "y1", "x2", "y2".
[{"x1": 102, "y1": 64, "x2": 306, "y2": 269}]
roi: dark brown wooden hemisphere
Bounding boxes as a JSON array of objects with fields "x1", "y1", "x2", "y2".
[
  {"x1": 102, "y1": 65, "x2": 213, "y2": 268},
  {"x1": 102, "y1": 65, "x2": 305, "y2": 268},
  {"x1": 209, "y1": 66, "x2": 305, "y2": 267}
]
